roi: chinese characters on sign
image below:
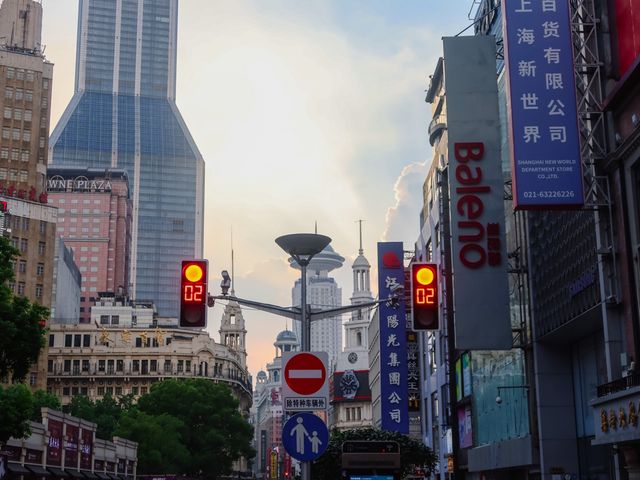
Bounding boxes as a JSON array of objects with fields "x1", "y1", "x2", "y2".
[
  {"x1": 377, "y1": 242, "x2": 409, "y2": 433},
  {"x1": 504, "y1": 0, "x2": 584, "y2": 208},
  {"x1": 406, "y1": 332, "x2": 421, "y2": 413}
]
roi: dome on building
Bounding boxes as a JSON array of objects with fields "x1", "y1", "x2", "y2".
[
  {"x1": 352, "y1": 253, "x2": 370, "y2": 268},
  {"x1": 256, "y1": 371, "x2": 268, "y2": 383},
  {"x1": 276, "y1": 329, "x2": 298, "y2": 343},
  {"x1": 288, "y1": 244, "x2": 345, "y2": 273}
]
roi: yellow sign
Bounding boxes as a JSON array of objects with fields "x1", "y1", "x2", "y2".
[{"x1": 270, "y1": 451, "x2": 278, "y2": 480}]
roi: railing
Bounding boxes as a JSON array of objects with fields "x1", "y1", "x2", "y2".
[{"x1": 597, "y1": 373, "x2": 640, "y2": 397}]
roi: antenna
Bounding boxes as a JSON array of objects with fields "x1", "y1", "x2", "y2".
[
  {"x1": 230, "y1": 227, "x2": 235, "y2": 295},
  {"x1": 357, "y1": 219, "x2": 365, "y2": 255},
  {"x1": 314, "y1": 221, "x2": 318, "y2": 234}
]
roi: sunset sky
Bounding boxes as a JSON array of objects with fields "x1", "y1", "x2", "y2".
[{"x1": 43, "y1": 0, "x2": 472, "y2": 377}]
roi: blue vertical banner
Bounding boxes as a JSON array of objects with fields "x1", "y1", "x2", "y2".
[
  {"x1": 377, "y1": 242, "x2": 409, "y2": 433},
  {"x1": 504, "y1": 0, "x2": 584, "y2": 209}
]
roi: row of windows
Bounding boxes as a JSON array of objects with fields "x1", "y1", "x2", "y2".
[
  {"x1": 2, "y1": 127, "x2": 33, "y2": 142},
  {"x1": 4, "y1": 107, "x2": 33, "y2": 121},
  {"x1": 0, "y1": 168, "x2": 28, "y2": 182},
  {"x1": 12, "y1": 260, "x2": 44, "y2": 275},
  {"x1": 57, "y1": 198, "x2": 104, "y2": 205},
  {"x1": 58, "y1": 227, "x2": 102, "y2": 234},
  {"x1": 51, "y1": 358, "x2": 192, "y2": 374},
  {"x1": 7, "y1": 218, "x2": 47, "y2": 234},
  {"x1": 6, "y1": 68, "x2": 40, "y2": 83},
  {"x1": 7, "y1": 281, "x2": 43, "y2": 297},
  {"x1": 57, "y1": 208, "x2": 105, "y2": 214},
  {"x1": 5, "y1": 87, "x2": 34, "y2": 101},
  {"x1": 59, "y1": 218, "x2": 103, "y2": 224},
  {"x1": 1, "y1": 147, "x2": 30, "y2": 161},
  {"x1": 11, "y1": 237, "x2": 46, "y2": 254}
]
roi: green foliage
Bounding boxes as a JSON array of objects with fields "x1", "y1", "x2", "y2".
[
  {"x1": 68, "y1": 394, "x2": 128, "y2": 439},
  {"x1": 0, "y1": 384, "x2": 34, "y2": 445},
  {"x1": 115, "y1": 410, "x2": 189, "y2": 474},
  {"x1": 31, "y1": 390, "x2": 61, "y2": 422},
  {"x1": 0, "y1": 235, "x2": 48, "y2": 382},
  {"x1": 311, "y1": 427, "x2": 437, "y2": 480},
  {"x1": 136, "y1": 378, "x2": 255, "y2": 479}
]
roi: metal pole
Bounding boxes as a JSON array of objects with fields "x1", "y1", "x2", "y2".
[{"x1": 299, "y1": 260, "x2": 310, "y2": 480}]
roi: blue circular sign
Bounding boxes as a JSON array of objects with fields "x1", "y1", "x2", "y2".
[{"x1": 282, "y1": 412, "x2": 329, "y2": 462}]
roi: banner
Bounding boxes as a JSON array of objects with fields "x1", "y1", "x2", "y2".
[
  {"x1": 504, "y1": 0, "x2": 583, "y2": 208},
  {"x1": 64, "y1": 424, "x2": 79, "y2": 468},
  {"x1": 406, "y1": 331, "x2": 421, "y2": 412},
  {"x1": 377, "y1": 242, "x2": 409, "y2": 433},
  {"x1": 443, "y1": 36, "x2": 513, "y2": 350},
  {"x1": 80, "y1": 429, "x2": 93, "y2": 470},
  {"x1": 47, "y1": 420, "x2": 63, "y2": 466}
]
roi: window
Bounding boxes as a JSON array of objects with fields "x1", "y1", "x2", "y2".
[
  {"x1": 48, "y1": 334, "x2": 54, "y2": 347},
  {"x1": 97, "y1": 387, "x2": 105, "y2": 396},
  {"x1": 115, "y1": 387, "x2": 123, "y2": 396},
  {"x1": 38, "y1": 241, "x2": 45, "y2": 255},
  {"x1": 21, "y1": 150, "x2": 29, "y2": 161},
  {"x1": 24, "y1": 110, "x2": 31, "y2": 122},
  {"x1": 141, "y1": 387, "x2": 147, "y2": 395},
  {"x1": 39, "y1": 136, "x2": 44, "y2": 148},
  {"x1": 22, "y1": 130, "x2": 30, "y2": 141},
  {"x1": 65, "y1": 334, "x2": 72, "y2": 347},
  {"x1": 83, "y1": 335, "x2": 90, "y2": 347},
  {"x1": 111, "y1": 315, "x2": 119, "y2": 325},
  {"x1": 47, "y1": 359, "x2": 53, "y2": 372},
  {"x1": 39, "y1": 221, "x2": 46, "y2": 234},
  {"x1": 135, "y1": 337, "x2": 142, "y2": 348},
  {"x1": 5, "y1": 87, "x2": 12, "y2": 99},
  {"x1": 18, "y1": 260, "x2": 26, "y2": 273},
  {"x1": 17, "y1": 282, "x2": 25, "y2": 295},
  {"x1": 117, "y1": 360, "x2": 124, "y2": 372},
  {"x1": 73, "y1": 360, "x2": 80, "y2": 375},
  {"x1": 98, "y1": 360, "x2": 105, "y2": 372},
  {"x1": 150, "y1": 360, "x2": 157, "y2": 372},
  {"x1": 100, "y1": 315, "x2": 109, "y2": 325},
  {"x1": 36, "y1": 263, "x2": 44, "y2": 276},
  {"x1": 177, "y1": 360, "x2": 183, "y2": 372},
  {"x1": 0, "y1": 168, "x2": 5, "y2": 179},
  {"x1": 63, "y1": 360, "x2": 71, "y2": 372},
  {"x1": 62, "y1": 387, "x2": 70, "y2": 396},
  {"x1": 16, "y1": 69, "x2": 24, "y2": 80},
  {"x1": 20, "y1": 238, "x2": 27, "y2": 252},
  {"x1": 164, "y1": 360, "x2": 171, "y2": 372},
  {"x1": 107, "y1": 360, "x2": 114, "y2": 374},
  {"x1": 42, "y1": 79, "x2": 48, "y2": 89},
  {"x1": 73, "y1": 335, "x2": 81, "y2": 347},
  {"x1": 12, "y1": 128, "x2": 19, "y2": 140},
  {"x1": 25, "y1": 71, "x2": 34, "y2": 82},
  {"x1": 131, "y1": 386, "x2": 139, "y2": 396},
  {"x1": 82, "y1": 360, "x2": 90, "y2": 372},
  {"x1": 2, "y1": 128, "x2": 9, "y2": 140},
  {"x1": 25, "y1": 90, "x2": 33, "y2": 101},
  {"x1": 15, "y1": 88, "x2": 22, "y2": 100},
  {"x1": 132, "y1": 360, "x2": 139, "y2": 372},
  {"x1": 41, "y1": 97, "x2": 47, "y2": 108},
  {"x1": 6, "y1": 67, "x2": 14, "y2": 78},
  {"x1": 186, "y1": 360, "x2": 191, "y2": 372},
  {"x1": 35, "y1": 284, "x2": 42, "y2": 298},
  {"x1": 18, "y1": 170, "x2": 27, "y2": 182},
  {"x1": 13, "y1": 108, "x2": 21, "y2": 120},
  {"x1": 4, "y1": 107, "x2": 11, "y2": 119}
]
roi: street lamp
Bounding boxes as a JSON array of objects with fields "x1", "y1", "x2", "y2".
[{"x1": 275, "y1": 233, "x2": 331, "y2": 352}]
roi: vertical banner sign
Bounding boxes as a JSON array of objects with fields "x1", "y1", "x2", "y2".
[
  {"x1": 406, "y1": 331, "x2": 421, "y2": 412},
  {"x1": 260, "y1": 430, "x2": 267, "y2": 472},
  {"x1": 462, "y1": 353, "x2": 472, "y2": 397},
  {"x1": 80, "y1": 429, "x2": 93, "y2": 470},
  {"x1": 443, "y1": 36, "x2": 513, "y2": 350},
  {"x1": 65, "y1": 424, "x2": 79, "y2": 468},
  {"x1": 503, "y1": 0, "x2": 584, "y2": 208},
  {"x1": 47, "y1": 420, "x2": 63, "y2": 466},
  {"x1": 377, "y1": 242, "x2": 409, "y2": 433}
]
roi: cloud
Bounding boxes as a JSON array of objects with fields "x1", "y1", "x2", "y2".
[{"x1": 382, "y1": 160, "x2": 430, "y2": 246}]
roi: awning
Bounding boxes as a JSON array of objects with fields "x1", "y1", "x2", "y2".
[
  {"x1": 80, "y1": 472, "x2": 99, "y2": 480},
  {"x1": 25, "y1": 466, "x2": 51, "y2": 477},
  {"x1": 67, "y1": 471, "x2": 85, "y2": 479},
  {"x1": 104, "y1": 473, "x2": 118, "y2": 480},
  {"x1": 94, "y1": 473, "x2": 110, "y2": 480},
  {"x1": 46, "y1": 468, "x2": 67, "y2": 479},
  {"x1": 7, "y1": 463, "x2": 31, "y2": 475}
]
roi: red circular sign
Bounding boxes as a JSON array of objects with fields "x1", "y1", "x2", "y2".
[{"x1": 284, "y1": 353, "x2": 326, "y2": 395}]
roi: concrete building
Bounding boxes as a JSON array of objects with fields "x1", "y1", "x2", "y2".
[
  {"x1": 0, "y1": 0, "x2": 55, "y2": 390},
  {"x1": 49, "y1": 0, "x2": 204, "y2": 319},
  {"x1": 47, "y1": 167, "x2": 132, "y2": 323},
  {"x1": 51, "y1": 236, "x2": 81, "y2": 324},
  {"x1": 331, "y1": 226, "x2": 373, "y2": 431},
  {"x1": 46, "y1": 293, "x2": 252, "y2": 419},
  {"x1": 3, "y1": 408, "x2": 137, "y2": 480},
  {"x1": 290, "y1": 244, "x2": 344, "y2": 367},
  {"x1": 251, "y1": 330, "x2": 298, "y2": 479}
]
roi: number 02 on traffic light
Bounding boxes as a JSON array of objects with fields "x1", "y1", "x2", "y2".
[
  {"x1": 411, "y1": 263, "x2": 438, "y2": 330},
  {"x1": 180, "y1": 260, "x2": 208, "y2": 328}
]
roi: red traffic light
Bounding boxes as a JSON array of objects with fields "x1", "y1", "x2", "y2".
[
  {"x1": 180, "y1": 260, "x2": 208, "y2": 328},
  {"x1": 411, "y1": 263, "x2": 438, "y2": 330}
]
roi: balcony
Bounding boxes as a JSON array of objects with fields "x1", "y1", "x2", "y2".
[{"x1": 428, "y1": 114, "x2": 446, "y2": 146}]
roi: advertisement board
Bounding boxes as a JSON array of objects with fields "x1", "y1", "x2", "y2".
[
  {"x1": 458, "y1": 405, "x2": 473, "y2": 449},
  {"x1": 331, "y1": 370, "x2": 371, "y2": 402},
  {"x1": 65, "y1": 424, "x2": 79, "y2": 468},
  {"x1": 406, "y1": 331, "x2": 421, "y2": 412},
  {"x1": 503, "y1": 0, "x2": 583, "y2": 208},
  {"x1": 443, "y1": 36, "x2": 513, "y2": 350},
  {"x1": 47, "y1": 420, "x2": 63, "y2": 466},
  {"x1": 377, "y1": 242, "x2": 409, "y2": 433}
]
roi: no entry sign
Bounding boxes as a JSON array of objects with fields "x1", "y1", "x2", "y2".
[{"x1": 282, "y1": 351, "x2": 329, "y2": 411}]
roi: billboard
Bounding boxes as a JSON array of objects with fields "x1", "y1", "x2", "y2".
[
  {"x1": 47, "y1": 420, "x2": 63, "y2": 466},
  {"x1": 331, "y1": 370, "x2": 371, "y2": 402},
  {"x1": 377, "y1": 242, "x2": 409, "y2": 433},
  {"x1": 503, "y1": 0, "x2": 583, "y2": 208},
  {"x1": 443, "y1": 36, "x2": 513, "y2": 350}
]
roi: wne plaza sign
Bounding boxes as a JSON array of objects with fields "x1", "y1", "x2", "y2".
[{"x1": 47, "y1": 176, "x2": 112, "y2": 193}]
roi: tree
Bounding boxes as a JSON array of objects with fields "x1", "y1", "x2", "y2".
[
  {"x1": 67, "y1": 394, "x2": 128, "y2": 439},
  {"x1": 115, "y1": 410, "x2": 189, "y2": 474},
  {"x1": 0, "y1": 384, "x2": 34, "y2": 446},
  {"x1": 136, "y1": 378, "x2": 255, "y2": 479},
  {"x1": 0, "y1": 236, "x2": 48, "y2": 382},
  {"x1": 311, "y1": 427, "x2": 438, "y2": 480},
  {"x1": 31, "y1": 390, "x2": 61, "y2": 422}
]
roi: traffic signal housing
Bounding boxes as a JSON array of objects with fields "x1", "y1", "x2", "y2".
[
  {"x1": 180, "y1": 260, "x2": 208, "y2": 328},
  {"x1": 411, "y1": 263, "x2": 439, "y2": 330}
]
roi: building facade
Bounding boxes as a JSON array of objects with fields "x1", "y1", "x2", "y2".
[
  {"x1": 51, "y1": 236, "x2": 82, "y2": 324},
  {"x1": 290, "y1": 245, "x2": 344, "y2": 367},
  {"x1": 49, "y1": 0, "x2": 205, "y2": 318},
  {"x1": 0, "y1": 0, "x2": 56, "y2": 390},
  {"x1": 47, "y1": 167, "x2": 132, "y2": 323}
]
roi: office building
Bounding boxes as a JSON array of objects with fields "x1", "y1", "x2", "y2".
[
  {"x1": 50, "y1": 0, "x2": 204, "y2": 318},
  {"x1": 47, "y1": 167, "x2": 132, "y2": 323}
]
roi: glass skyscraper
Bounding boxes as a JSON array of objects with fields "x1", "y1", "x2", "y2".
[{"x1": 50, "y1": 0, "x2": 204, "y2": 318}]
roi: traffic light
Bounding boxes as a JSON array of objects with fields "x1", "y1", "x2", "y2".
[
  {"x1": 180, "y1": 260, "x2": 208, "y2": 328},
  {"x1": 411, "y1": 263, "x2": 438, "y2": 330}
]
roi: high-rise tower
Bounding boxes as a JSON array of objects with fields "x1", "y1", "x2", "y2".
[{"x1": 49, "y1": 0, "x2": 204, "y2": 318}]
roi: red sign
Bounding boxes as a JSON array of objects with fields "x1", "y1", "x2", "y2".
[{"x1": 284, "y1": 353, "x2": 326, "y2": 395}]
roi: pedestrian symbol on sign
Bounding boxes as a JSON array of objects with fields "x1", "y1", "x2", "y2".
[{"x1": 282, "y1": 413, "x2": 329, "y2": 462}]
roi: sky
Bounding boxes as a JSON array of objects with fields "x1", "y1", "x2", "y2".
[{"x1": 42, "y1": 0, "x2": 474, "y2": 378}]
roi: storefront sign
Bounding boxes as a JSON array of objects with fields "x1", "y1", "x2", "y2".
[
  {"x1": 503, "y1": 0, "x2": 583, "y2": 208},
  {"x1": 406, "y1": 331, "x2": 421, "y2": 412},
  {"x1": 47, "y1": 175, "x2": 112, "y2": 193},
  {"x1": 47, "y1": 420, "x2": 63, "y2": 466},
  {"x1": 80, "y1": 429, "x2": 93, "y2": 470},
  {"x1": 377, "y1": 242, "x2": 409, "y2": 433},
  {"x1": 64, "y1": 425, "x2": 79, "y2": 468}
]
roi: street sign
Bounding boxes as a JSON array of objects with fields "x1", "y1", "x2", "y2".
[
  {"x1": 282, "y1": 413, "x2": 329, "y2": 462},
  {"x1": 282, "y1": 351, "x2": 329, "y2": 410}
]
